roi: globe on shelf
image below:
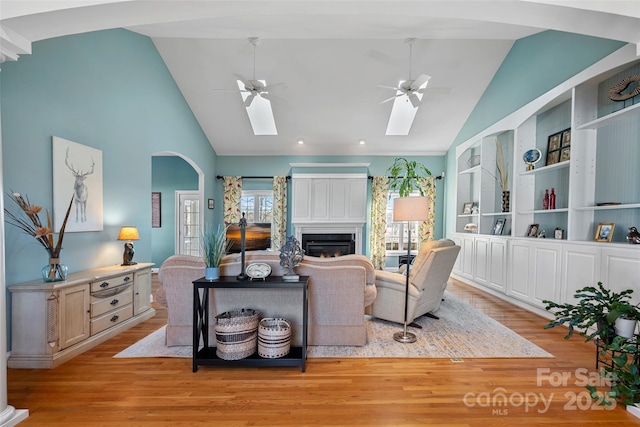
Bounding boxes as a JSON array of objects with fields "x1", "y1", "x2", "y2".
[{"x1": 523, "y1": 148, "x2": 542, "y2": 171}]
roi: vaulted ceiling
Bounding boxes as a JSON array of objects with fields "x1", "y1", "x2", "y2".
[{"x1": 2, "y1": 1, "x2": 639, "y2": 156}]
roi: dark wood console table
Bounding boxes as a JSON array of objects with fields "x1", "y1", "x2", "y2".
[{"x1": 192, "y1": 275, "x2": 309, "y2": 372}]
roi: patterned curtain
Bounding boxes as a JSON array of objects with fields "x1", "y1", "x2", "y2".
[
  {"x1": 369, "y1": 176, "x2": 389, "y2": 270},
  {"x1": 271, "y1": 176, "x2": 288, "y2": 250},
  {"x1": 222, "y1": 176, "x2": 242, "y2": 225},
  {"x1": 417, "y1": 176, "x2": 437, "y2": 243}
]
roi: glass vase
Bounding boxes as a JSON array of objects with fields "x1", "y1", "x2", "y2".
[{"x1": 42, "y1": 258, "x2": 68, "y2": 282}]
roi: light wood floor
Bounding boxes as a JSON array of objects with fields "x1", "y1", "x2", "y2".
[{"x1": 8, "y1": 278, "x2": 640, "y2": 426}]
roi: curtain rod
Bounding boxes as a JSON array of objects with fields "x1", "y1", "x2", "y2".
[
  {"x1": 368, "y1": 174, "x2": 444, "y2": 180},
  {"x1": 216, "y1": 175, "x2": 291, "y2": 180}
]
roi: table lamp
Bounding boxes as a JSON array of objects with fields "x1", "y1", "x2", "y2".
[
  {"x1": 393, "y1": 196, "x2": 430, "y2": 343},
  {"x1": 118, "y1": 226, "x2": 139, "y2": 266}
]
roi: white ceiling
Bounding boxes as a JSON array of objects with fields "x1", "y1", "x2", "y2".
[{"x1": 2, "y1": 1, "x2": 639, "y2": 156}]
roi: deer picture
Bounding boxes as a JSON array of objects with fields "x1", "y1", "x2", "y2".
[{"x1": 65, "y1": 148, "x2": 95, "y2": 223}]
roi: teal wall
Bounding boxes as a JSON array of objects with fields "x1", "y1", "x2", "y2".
[
  {"x1": 151, "y1": 156, "x2": 199, "y2": 266},
  {"x1": 1, "y1": 29, "x2": 217, "y2": 285},
  {"x1": 214, "y1": 155, "x2": 447, "y2": 254},
  {"x1": 443, "y1": 31, "x2": 627, "y2": 236}
]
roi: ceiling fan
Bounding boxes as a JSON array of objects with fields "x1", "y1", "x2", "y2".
[
  {"x1": 379, "y1": 38, "x2": 431, "y2": 108},
  {"x1": 234, "y1": 37, "x2": 284, "y2": 107}
]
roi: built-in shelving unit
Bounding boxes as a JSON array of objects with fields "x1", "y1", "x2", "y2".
[{"x1": 451, "y1": 44, "x2": 640, "y2": 317}]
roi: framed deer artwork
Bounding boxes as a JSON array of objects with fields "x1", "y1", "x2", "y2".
[{"x1": 52, "y1": 136, "x2": 104, "y2": 232}]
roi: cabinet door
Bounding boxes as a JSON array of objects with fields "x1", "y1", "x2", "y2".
[
  {"x1": 59, "y1": 284, "x2": 90, "y2": 350},
  {"x1": 134, "y1": 268, "x2": 152, "y2": 315},
  {"x1": 531, "y1": 242, "x2": 562, "y2": 308},
  {"x1": 311, "y1": 179, "x2": 330, "y2": 220},
  {"x1": 561, "y1": 244, "x2": 600, "y2": 304},
  {"x1": 508, "y1": 240, "x2": 532, "y2": 301},
  {"x1": 460, "y1": 236, "x2": 475, "y2": 279},
  {"x1": 488, "y1": 238, "x2": 507, "y2": 292},
  {"x1": 473, "y1": 237, "x2": 490, "y2": 285},
  {"x1": 291, "y1": 178, "x2": 312, "y2": 221},
  {"x1": 452, "y1": 235, "x2": 463, "y2": 273},
  {"x1": 600, "y1": 247, "x2": 640, "y2": 302}
]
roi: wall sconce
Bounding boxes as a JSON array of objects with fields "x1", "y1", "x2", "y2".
[{"x1": 117, "y1": 226, "x2": 139, "y2": 266}]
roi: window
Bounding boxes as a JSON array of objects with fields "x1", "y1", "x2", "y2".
[
  {"x1": 240, "y1": 190, "x2": 273, "y2": 223},
  {"x1": 385, "y1": 192, "x2": 421, "y2": 253}
]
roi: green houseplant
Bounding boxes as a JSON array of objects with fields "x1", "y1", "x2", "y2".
[
  {"x1": 542, "y1": 282, "x2": 634, "y2": 343},
  {"x1": 202, "y1": 224, "x2": 231, "y2": 280},
  {"x1": 588, "y1": 335, "x2": 640, "y2": 407},
  {"x1": 387, "y1": 157, "x2": 431, "y2": 197}
]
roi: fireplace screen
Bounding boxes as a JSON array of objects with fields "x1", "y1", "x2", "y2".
[{"x1": 302, "y1": 233, "x2": 356, "y2": 257}]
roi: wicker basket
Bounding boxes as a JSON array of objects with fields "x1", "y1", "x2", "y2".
[
  {"x1": 258, "y1": 318, "x2": 291, "y2": 359},
  {"x1": 215, "y1": 308, "x2": 260, "y2": 360}
]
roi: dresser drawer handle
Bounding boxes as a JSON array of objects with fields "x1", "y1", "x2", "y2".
[
  {"x1": 110, "y1": 315, "x2": 119, "y2": 322},
  {"x1": 100, "y1": 282, "x2": 109, "y2": 288},
  {"x1": 123, "y1": 276, "x2": 131, "y2": 282},
  {"x1": 110, "y1": 299, "x2": 119, "y2": 306}
]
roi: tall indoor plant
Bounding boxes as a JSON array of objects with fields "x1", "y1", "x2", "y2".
[
  {"x1": 387, "y1": 157, "x2": 432, "y2": 197},
  {"x1": 202, "y1": 224, "x2": 230, "y2": 280}
]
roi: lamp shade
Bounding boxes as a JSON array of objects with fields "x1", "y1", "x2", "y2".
[
  {"x1": 393, "y1": 196, "x2": 430, "y2": 222},
  {"x1": 117, "y1": 226, "x2": 140, "y2": 241}
]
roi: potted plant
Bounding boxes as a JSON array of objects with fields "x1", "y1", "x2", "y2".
[
  {"x1": 609, "y1": 302, "x2": 640, "y2": 338},
  {"x1": 202, "y1": 224, "x2": 230, "y2": 281},
  {"x1": 387, "y1": 157, "x2": 431, "y2": 197},
  {"x1": 587, "y1": 335, "x2": 640, "y2": 410},
  {"x1": 542, "y1": 282, "x2": 634, "y2": 343}
]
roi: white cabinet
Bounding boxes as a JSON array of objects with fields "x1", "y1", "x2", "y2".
[
  {"x1": 291, "y1": 174, "x2": 367, "y2": 223},
  {"x1": 9, "y1": 263, "x2": 155, "y2": 369},
  {"x1": 560, "y1": 243, "x2": 601, "y2": 304},
  {"x1": 508, "y1": 239, "x2": 561, "y2": 308}
]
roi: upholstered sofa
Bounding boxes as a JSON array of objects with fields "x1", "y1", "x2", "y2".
[{"x1": 156, "y1": 251, "x2": 377, "y2": 347}]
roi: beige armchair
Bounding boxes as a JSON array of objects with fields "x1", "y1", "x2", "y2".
[{"x1": 367, "y1": 239, "x2": 461, "y2": 325}]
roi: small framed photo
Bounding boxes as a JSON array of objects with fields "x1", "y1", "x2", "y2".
[
  {"x1": 151, "y1": 192, "x2": 161, "y2": 228},
  {"x1": 554, "y1": 228, "x2": 564, "y2": 239},
  {"x1": 462, "y1": 202, "x2": 474, "y2": 214},
  {"x1": 561, "y1": 129, "x2": 571, "y2": 147},
  {"x1": 560, "y1": 147, "x2": 571, "y2": 162},
  {"x1": 546, "y1": 131, "x2": 563, "y2": 166},
  {"x1": 493, "y1": 218, "x2": 507, "y2": 235},
  {"x1": 595, "y1": 223, "x2": 615, "y2": 242},
  {"x1": 526, "y1": 223, "x2": 539, "y2": 237}
]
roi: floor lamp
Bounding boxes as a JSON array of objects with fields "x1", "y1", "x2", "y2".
[{"x1": 393, "y1": 196, "x2": 430, "y2": 343}]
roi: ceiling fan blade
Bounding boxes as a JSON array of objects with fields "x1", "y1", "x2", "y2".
[
  {"x1": 380, "y1": 94, "x2": 402, "y2": 104},
  {"x1": 234, "y1": 73, "x2": 250, "y2": 86},
  {"x1": 377, "y1": 84, "x2": 401, "y2": 91},
  {"x1": 264, "y1": 82, "x2": 285, "y2": 91},
  {"x1": 408, "y1": 92, "x2": 422, "y2": 108},
  {"x1": 411, "y1": 74, "x2": 431, "y2": 90},
  {"x1": 244, "y1": 93, "x2": 256, "y2": 107}
]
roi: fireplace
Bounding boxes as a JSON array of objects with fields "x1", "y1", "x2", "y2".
[{"x1": 302, "y1": 233, "x2": 356, "y2": 257}]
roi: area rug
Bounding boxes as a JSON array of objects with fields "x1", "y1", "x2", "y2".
[{"x1": 114, "y1": 291, "x2": 553, "y2": 359}]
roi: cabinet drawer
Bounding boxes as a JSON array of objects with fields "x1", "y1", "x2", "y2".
[
  {"x1": 91, "y1": 273, "x2": 133, "y2": 293},
  {"x1": 90, "y1": 304, "x2": 133, "y2": 335},
  {"x1": 91, "y1": 286, "x2": 133, "y2": 318}
]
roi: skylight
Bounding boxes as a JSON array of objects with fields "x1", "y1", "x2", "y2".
[
  {"x1": 385, "y1": 80, "x2": 426, "y2": 136},
  {"x1": 237, "y1": 80, "x2": 278, "y2": 135}
]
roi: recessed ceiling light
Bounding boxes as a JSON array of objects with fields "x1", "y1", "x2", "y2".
[
  {"x1": 297, "y1": 139, "x2": 305, "y2": 145},
  {"x1": 359, "y1": 139, "x2": 366, "y2": 145}
]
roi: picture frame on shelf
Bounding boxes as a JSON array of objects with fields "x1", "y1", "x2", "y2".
[
  {"x1": 493, "y1": 218, "x2": 506, "y2": 235},
  {"x1": 462, "y1": 202, "x2": 474, "y2": 214},
  {"x1": 545, "y1": 131, "x2": 563, "y2": 166},
  {"x1": 560, "y1": 146, "x2": 571, "y2": 162},
  {"x1": 595, "y1": 223, "x2": 615, "y2": 242},
  {"x1": 526, "y1": 224, "x2": 539, "y2": 237},
  {"x1": 554, "y1": 228, "x2": 564, "y2": 239},
  {"x1": 561, "y1": 129, "x2": 571, "y2": 147}
]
